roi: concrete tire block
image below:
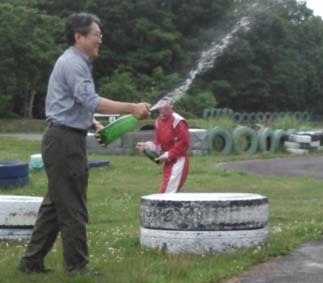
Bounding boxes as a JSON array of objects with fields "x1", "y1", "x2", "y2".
[
  {"x1": 141, "y1": 193, "x2": 268, "y2": 231},
  {"x1": 140, "y1": 227, "x2": 268, "y2": 254},
  {"x1": 289, "y1": 134, "x2": 311, "y2": 143},
  {"x1": 0, "y1": 195, "x2": 42, "y2": 226},
  {"x1": 0, "y1": 228, "x2": 33, "y2": 240}
]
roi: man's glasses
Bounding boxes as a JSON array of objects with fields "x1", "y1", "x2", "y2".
[{"x1": 88, "y1": 32, "x2": 103, "y2": 39}]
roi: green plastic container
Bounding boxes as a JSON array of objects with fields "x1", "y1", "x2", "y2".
[{"x1": 98, "y1": 114, "x2": 139, "y2": 145}]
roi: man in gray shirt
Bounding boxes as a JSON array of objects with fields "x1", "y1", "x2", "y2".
[{"x1": 18, "y1": 12, "x2": 150, "y2": 276}]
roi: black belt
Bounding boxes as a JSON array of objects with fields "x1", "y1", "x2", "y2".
[{"x1": 47, "y1": 122, "x2": 88, "y2": 136}]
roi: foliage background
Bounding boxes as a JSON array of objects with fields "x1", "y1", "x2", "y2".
[{"x1": 1, "y1": 0, "x2": 323, "y2": 119}]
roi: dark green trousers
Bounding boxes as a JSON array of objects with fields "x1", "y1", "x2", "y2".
[{"x1": 22, "y1": 126, "x2": 89, "y2": 272}]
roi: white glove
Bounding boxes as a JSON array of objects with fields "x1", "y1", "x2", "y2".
[{"x1": 155, "y1": 152, "x2": 169, "y2": 163}]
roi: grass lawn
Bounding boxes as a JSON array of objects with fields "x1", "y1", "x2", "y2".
[{"x1": 0, "y1": 136, "x2": 323, "y2": 283}]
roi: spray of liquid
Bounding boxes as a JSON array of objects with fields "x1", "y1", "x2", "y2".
[{"x1": 150, "y1": 16, "x2": 251, "y2": 111}]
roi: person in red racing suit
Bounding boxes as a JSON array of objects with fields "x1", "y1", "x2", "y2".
[{"x1": 137, "y1": 99, "x2": 190, "y2": 193}]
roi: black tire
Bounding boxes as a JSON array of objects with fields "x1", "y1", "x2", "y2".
[
  {"x1": 139, "y1": 124, "x2": 155, "y2": 131},
  {"x1": 232, "y1": 126, "x2": 258, "y2": 154},
  {"x1": 207, "y1": 127, "x2": 232, "y2": 155}
]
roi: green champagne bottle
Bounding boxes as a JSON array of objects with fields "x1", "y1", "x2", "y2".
[
  {"x1": 143, "y1": 149, "x2": 160, "y2": 164},
  {"x1": 98, "y1": 114, "x2": 139, "y2": 145}
]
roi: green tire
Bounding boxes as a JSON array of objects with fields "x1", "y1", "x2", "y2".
[
  {"x1": 248, "y1": 112, "x2": 257, "y2": 123},
  {"x1": 258, "y1": 127, "x2": 275, "y2": 153},
  {"x1": 234, "y1": 112, "x2": 243, "y2": 123},
  {"x1": 272, "y1": 129, "x2": 287, "y2": 152},
  {"x1": 232, "y1": 126, "x2": 258, "y2": 154},
  {"x1": 256, "y1": 112, "x2": 265, "y2": 122},
  {"x1": 207, "y1": 127, "x2": 233, "y2": 155},
  {"x1": 264, "y1": 112, "x2": 272, "y2": 122},
  {"x1": 202, "y1": 108, "x2": 212, "y2": 119}
]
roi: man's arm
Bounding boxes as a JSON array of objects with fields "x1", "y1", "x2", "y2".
[{"x1": 96, "y1": 97, "x2": 151, "y2": 120}]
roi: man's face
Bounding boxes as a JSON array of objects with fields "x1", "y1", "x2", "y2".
[
  {"x1": 76, "y1": 22, "x2": 102, "y2": 59},
  {"x1": 158, "y1": 104, "x2": 173, "y2": 120}
]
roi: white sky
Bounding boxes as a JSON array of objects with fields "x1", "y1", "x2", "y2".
[{"x1": 304, "y1": 0, "x2": 323, "y2": 17}]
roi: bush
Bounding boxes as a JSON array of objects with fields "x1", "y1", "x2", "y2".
[
  {"x1": 271, "y1": 115, "x2": 312, "y2": 130},
  {"x1": 175, "y1": 90, "x2": 216, "y2": 119}
]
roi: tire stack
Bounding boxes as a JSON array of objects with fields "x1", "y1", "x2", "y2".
[
  {"x1": 0, "y1": 161, "x2": 29, "y2": 188},
  {"x1": 284, "y1": 131, "x2": 322, "y2": 154},
  {"x1": 140, "y1": 193, "x2": 268, "y2": 254},
  {"x1": 0, "y1": 195, "x2": 42, "y2": 240},
  {"x1": 207, "y1": 127, "x2": 232, "y2": 155}
]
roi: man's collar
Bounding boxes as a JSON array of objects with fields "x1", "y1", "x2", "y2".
[{"x1": 69, "y1": 46, "x2": 93, "y2": 64}]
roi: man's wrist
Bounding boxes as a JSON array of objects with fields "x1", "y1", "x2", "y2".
[{"x1": 93, "y1": 120, "x2": 102, "y2": 129}]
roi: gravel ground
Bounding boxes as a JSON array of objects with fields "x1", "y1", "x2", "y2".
[
  {"x1": 218, "y1": 156, "x2": 323, "y2": 179},
  {"x1": 0, "y1": 133, "x2": 42, "y2": 141},
  {"x1": 219, "y1": 156, "x2": 323, "y2": 283}
]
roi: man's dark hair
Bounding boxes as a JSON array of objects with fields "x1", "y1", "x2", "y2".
[{"x1": 65, "y1": 12, "x2": 101, "y2": 46}]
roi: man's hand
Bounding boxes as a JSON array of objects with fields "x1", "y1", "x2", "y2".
[
  {"x1": 136, "y1": 142, "x2": 146, "y2": 153},
  {"x1": 93, "y1": 120, "x2": 107, "y2": 147},
  {"x1": 132, "y1": 103, "x2": 151, "y2": 120}
]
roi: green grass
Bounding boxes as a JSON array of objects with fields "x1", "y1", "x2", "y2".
[{"x1": 0, "y1": 136, "x2": 323, "y2": 283}]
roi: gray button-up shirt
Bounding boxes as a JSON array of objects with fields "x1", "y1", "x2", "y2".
[{"x1": 46, "y1": 46, "x2": 100, "y2": 130}]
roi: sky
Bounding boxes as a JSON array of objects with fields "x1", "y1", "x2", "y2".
[{"x1": 304, "y1": 0, "x2": 323, "y2": 18}]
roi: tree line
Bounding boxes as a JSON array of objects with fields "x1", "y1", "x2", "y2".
[{"x1": 0, "y1": 0, "x2": 322, "y2": 119}]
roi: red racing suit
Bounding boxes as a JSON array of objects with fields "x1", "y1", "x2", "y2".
[{"x1": 146, "y1": 111, "x2": 190, "y2": 193}]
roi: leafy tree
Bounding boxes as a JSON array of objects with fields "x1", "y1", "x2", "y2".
[
  {"x1": 175, "y1": 88, "x2": 217, "y2": 119},
  {"x1": 2, "y1": 0, "x2": 323, "y2": 118},
  {"x1": 0, "y1": 3, "x2": 63, "y2": 118}
]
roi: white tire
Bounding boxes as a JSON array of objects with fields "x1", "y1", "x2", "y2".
[
  {"x1": 289, "y1": 134, "x2": 311, "y2": 143},
  {"x1": 0, "y1": 228, "x2": 33, "y2": 240},
  {"x1": 297, "y1": 131, "x2": 321, "y2": 141},
  {"x1": 310, "y1": 141, "x2": 320, "y2": 147},
  {"x1": 141, "y1": 193, "x2": 268, "y2": 230},
  {"x1": 0, "y1": 195, "x2": 42, "y2": 226},
  {"x1": 140, "y1": 227, "x2": 268, "y2": 254},
  {"x1": 286, "y1": 148, "x2": 309, "y2": 155},
  {"x1": 284, "y1": 141, "x2": 300, "y2": 149}
]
